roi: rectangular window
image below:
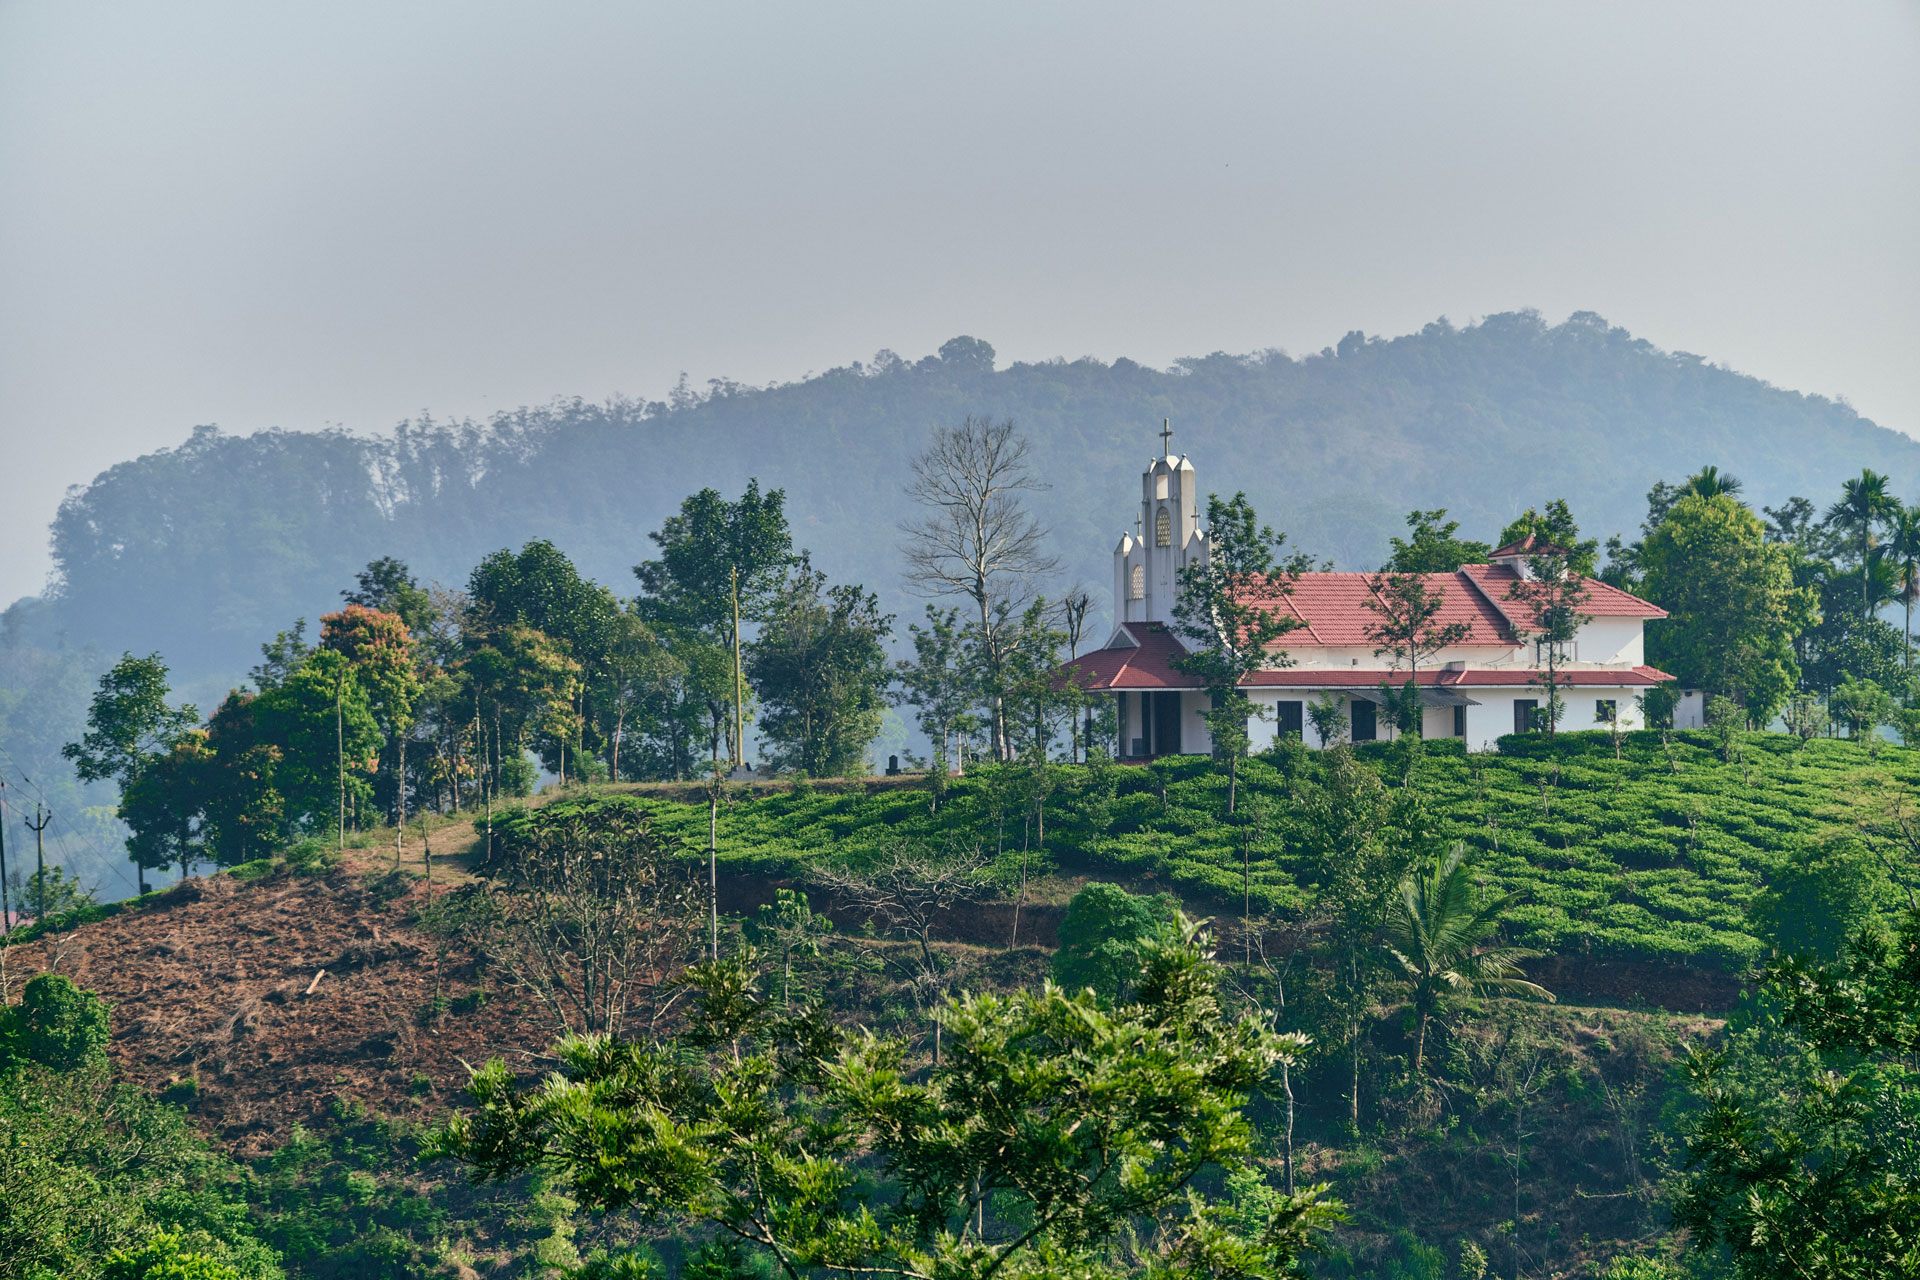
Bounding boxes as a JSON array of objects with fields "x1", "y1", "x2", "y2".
[
  {"x1": 1513, "y1": 699, "x2": 1538, "y2": 735},
  {"x1": 1595, "y1": 698, "x2": 1617, "y2": 724},
  {"x1": 1275, "y1": 700, "x2": 1304, "y2": 739},
  {"x1": 1351, "y1": 698, "x2": 1377, "y2": 742},
  {"x1": 1452, "y1": 704, "x2": 1466, "y2": 737}
]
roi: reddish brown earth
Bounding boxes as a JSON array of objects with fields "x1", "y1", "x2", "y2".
[{"x1": 3, "y1": 866, "x2": 554, "y2": 1157}]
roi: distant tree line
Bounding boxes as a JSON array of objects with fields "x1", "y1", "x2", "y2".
[{"x1": 61, "y1": 420, "x2": 1099, "y2": 886}]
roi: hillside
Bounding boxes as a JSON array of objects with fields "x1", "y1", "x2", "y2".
[
  {"x1": 6, "y1": 805, "x2": 1719, "y2": 1278},
  {"x1": 15, "y1": 311, "x2": 1917, "y2": 690},
  {"x1": 603, "y1": 728, "x2": 1912, "y2": 990}
]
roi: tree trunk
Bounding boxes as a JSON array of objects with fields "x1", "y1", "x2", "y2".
[
  {"x1": 1350, "y1": 1015, "x2": 1362, "y2": 1129},
  {"x1": 336, "y1": 684, "x2": 346, "y2": 852},
  {"x1": 1413, "y1": 1006, "x2": 1428, "y2": 1076},
  {"x1": 612, "y1": 704, "x2": 624, "y2": 784},
  {"x1": 396, "y1": 734, "x2": 407, "y2": 869},
  {"x1": 1010, "y1": 816, "x2": 1029, "y2": 949},
  {"x1": 1282, "y1": 1059, "x2": 1296, "y2": 1194},
  {"x1": 1228, "y1": 750, "x2": 1238, "y2": 815},
  {"x1": 709, "y1": 738, "x2": 720, "y2": 962}
]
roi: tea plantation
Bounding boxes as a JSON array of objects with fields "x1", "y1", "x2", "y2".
[{"x1": 503, "y1": 729, "x2": 1920, "y2": 972}]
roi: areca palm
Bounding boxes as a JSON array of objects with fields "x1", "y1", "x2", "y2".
[
  {"x1": 1892, "y1": 507, "x2": 1920, "y2": 670},
  {"x1": 1686, "y1": 465, "x2": 1744, "y2": 499},
  {"x1": 1826, "y1": 470, "x2": 1900, "y2": 617},
  {"x1": 1383, "y1": 843, "x2": 1554, "y2": 1075}
]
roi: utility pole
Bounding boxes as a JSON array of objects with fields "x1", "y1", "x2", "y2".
[
  {"x1": 0, "y1": 779, "x2": 10, "y2": 937},
  {"x1": 731, "y1": 565, "x2": 745, "y2": 772},
  {"x1": 25, "y1": 805, "x2": 51, "y2": 923}
]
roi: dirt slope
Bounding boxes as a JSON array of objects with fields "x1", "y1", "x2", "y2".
[{"x1": 4, "y1": 865, "x2": 552, "y2": 1157}]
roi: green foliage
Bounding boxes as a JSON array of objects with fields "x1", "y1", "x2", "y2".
[
  {"x1": 1671, "y1": 909, "x2": 1920, "y2": 1277},
  {"x1": 598, "y1": 730, "x2": 1920, "y2": 972},
  {"x1": 1381, "y1": 844, "x2": 1553, "y2": 1074},
  {"x1": 1497, "y1": 499, "x2": 1598, "y2": 576},
  {"x1": 1171, "y1": 491, "x2": 1312, "y2": 809},
  {"x1": 0, "y1": 974, "x2": 111, "y2": 1072},
  {"x1": 746, "y1": 567, "x2": 893, "y2": 776},
  {"x1": 101, "y1": 1233, "x2": 245, "y2": 1280},
  {"x1": 1753, "y1": 834, "x2": 1896, "y2": 961},
  {"x1": 1639, "y1": 492, "x2": 1812, "y2": 722},
  {"x1": 1051, "y1": 881, "x2": 1179, "y2": 1002},
  {"x1": 62, "y1": 653, "x2": 199, "y2": 790},
  {"x1": 432, "y1": 924, "x2": 1342, "y2": 1280},
  {"x1": 0, "y1": 1025, "x2": 281, "y2": 1279},
  {"x1": 1381, "y1": 509, "x2": 1490, "y2": 573}
]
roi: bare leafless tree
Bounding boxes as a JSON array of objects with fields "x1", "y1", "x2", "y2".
[
  {"x1": 900, "y1": 417, "x2": 1060, "y2": 759},
  {"x1": 450, "y1": 804, "x2": 706, "y2": 1038},
  {"x1": 810, "y1": 842, "x2": 991, "y2": 1061}
]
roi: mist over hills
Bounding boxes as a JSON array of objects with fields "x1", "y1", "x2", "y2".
[{"x1": 10, "y1": 308, "x2": 1918, "y2": 691}]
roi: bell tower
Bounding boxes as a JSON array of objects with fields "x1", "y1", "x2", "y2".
[{"x1": 1114, "y1": 420, "x2": 1208, "y2": 627}]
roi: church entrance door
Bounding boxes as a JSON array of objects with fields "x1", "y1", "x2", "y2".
[{"x1": 1152, "y1": 691, "x2": 1183, "y2": 755}]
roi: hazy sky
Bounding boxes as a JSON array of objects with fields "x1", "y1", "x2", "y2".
[{"x1": 3, "y1": 2, "x2": 1916, "y2": 607}]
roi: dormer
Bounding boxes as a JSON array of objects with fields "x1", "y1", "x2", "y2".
[{"x1": 1488, "y1": 534, "x2": 1565, "y2": 580}]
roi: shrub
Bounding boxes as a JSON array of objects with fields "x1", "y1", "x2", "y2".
[{"x1": 1052, "y1": 881, "x2": 1179, "y2": 1002}]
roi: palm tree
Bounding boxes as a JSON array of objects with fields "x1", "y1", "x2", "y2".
[
  {"x1": 1383, "y1": 843, "x2": 1554, "y2": 1075},
  {"x1": 1826, "y1": 470, "x2": 1900, "y2": 618},
  {"x1": 1686, "y1": 465, "x2": 1744, "y2": 499},
  {"x1": 1892, "y1": 506, "x2": 1920, "y2": 672}
]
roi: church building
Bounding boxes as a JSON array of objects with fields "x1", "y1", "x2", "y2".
[{"x1": 1060, "y1": 430, "x2": 1674, "y2": 755}]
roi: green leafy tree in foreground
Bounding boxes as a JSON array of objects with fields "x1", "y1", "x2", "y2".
[
  {"x1": 1672, "y1": 908, "x2": 1920, "y2": 1278},
  {"x1": 1381, "y1": 843, "x2": 1553, "y2": 1075},
  {"x1": 1751, "y1": 834, "x2": 1894, "y2": 962},
  {"x1": 1171, "y1": 492, "x2": 1311, "y2": 813},
  {"x1": 432, "y1": 922, "x2": 1342, "y2": 1280},
  {"x1": 0, "y1": 977, "x2": 282, "y2": 1280}
]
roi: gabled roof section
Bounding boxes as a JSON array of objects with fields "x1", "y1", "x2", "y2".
[
  {"x1": 1241, "y1": 664, "x2": 1675, "y2": 688},
  {"x1": 1457, "y1": 563, "x2": 1668, "y2": 623},
  {"x1": 1056, "y1": 622, "x2": 1201, "y2": 691},
  {"x1": 1239, "y1": 571, "x2": 1517, "y2": 649}
]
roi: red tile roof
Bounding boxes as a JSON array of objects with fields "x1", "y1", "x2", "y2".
[
  {"x1": 1241, "y1": 666, "x2": 1673, "y2": 688},
  {"x1": 1457, "y1": 564, "x2": 1668, "y2": 624},
  {"x1": 1056, "y1": 623, "x2": 1204, "y2": 691},
  {"x1": 1060, "y1": 617, "x2": 1675, "y2": 692},
  {"x1": 1237, "y1": 567, "x2": 1663, "y2": 650}
]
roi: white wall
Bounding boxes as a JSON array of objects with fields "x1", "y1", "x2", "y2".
[{"x1": 1574, "y1": 618, "x2": 1646, "y2": 666}]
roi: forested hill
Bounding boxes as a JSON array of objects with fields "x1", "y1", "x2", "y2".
[{"x1": 13, "y1": 309, "x2": 1919, "y2": 685}]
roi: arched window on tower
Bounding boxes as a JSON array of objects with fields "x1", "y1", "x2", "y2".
[
  {"x1": 1130, "y1": 563, "x2": 1145, "y2": 599},
  {"x1": 1156, "y1": 508, "x2": 1172, "y2": 547}
]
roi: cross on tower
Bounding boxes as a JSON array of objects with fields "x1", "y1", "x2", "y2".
[{"x1": 1160, "y1": 418, "x2": 1173, "y2": 457}]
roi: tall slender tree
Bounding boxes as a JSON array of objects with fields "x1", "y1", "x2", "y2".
[
  {"x1": 1171, "y1": 493, "x2": 1311, "y2": 814},
  {"x1": 1504, "y1": 544, "x2": 1592, "y2": 737},
  {"x1": 900, "y1": 417, "x2": 1060, "y2": 760},
  {"x1": 1363, "y1": 571, "x2": 1471, "y2": 739},
  {"x1": 1826, "y1": 469, "x2": 1900, "y2": 618},
  {"x1": 1891, "y1": 506, "x2": 1920, "y2": 672}
]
